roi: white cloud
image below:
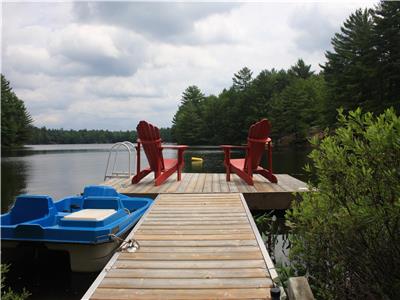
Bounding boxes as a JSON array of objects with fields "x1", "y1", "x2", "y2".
[{"x1": 2, "y1": 1, "x2": 378, "y2": 130}]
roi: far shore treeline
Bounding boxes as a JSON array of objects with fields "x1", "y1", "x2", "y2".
[
  {"x1": 27, "y1": 127, "x2": 173, "y2": 145},
  {"x1": 1, "y1": 2, "x2": 399, "y2": 148}
]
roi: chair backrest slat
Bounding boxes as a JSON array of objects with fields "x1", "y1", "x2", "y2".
[
  {"x1": 137, "y1": 120, "x2": 164, "y2": 172},
  {"x1": 245, "y1": 119, "x2": 271, "y2": 171}
]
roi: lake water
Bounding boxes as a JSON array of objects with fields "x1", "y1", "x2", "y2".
[
  {"x1": 1, "y1": 144, "x2": 311, "y2": 211},
  {"x1": 1, "y1": 144, "x2": 311, "y2": 299}
]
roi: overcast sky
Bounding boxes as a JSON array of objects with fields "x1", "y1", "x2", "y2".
[{"x1": 2, "y1": 1, "x2": 377, "y2": 130}]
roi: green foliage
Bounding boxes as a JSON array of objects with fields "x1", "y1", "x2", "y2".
[
  {"x1": 288, "y1": 59, "x2": 315, "y2": 79},
  {"x1": 172, "y1": 85, "x2": 206, "y2": 144},
  {"x1": 322, "y1": 2, "x2": 400, "y2": 122},
  {"x1": 372, "y1": 1, "x2": 400, "y2": 111},
  {"x1": 288, "y1": 108, "x2": 400, "y2": 299},
  {"x1": 232, "y1": 67, "x2": 253, "y2": 91},
  {"x1": 1, "y1": 264, "x2": 30, "y2": 300},
  {"x1": 1, "y1": 74, "x2": 33, "y2": 148},
  {"x1": 269, "y1": 75, "x2": 327, "y2": 142},
  {"x1": 172, "y1": 64, "x2": 326, "y2": 145},
  {"x1": 275, "y1": 262, "x2": 297, "y2": 289},
  {"x1": 27, "y1": 127, "x2": 172, "y2": 144}
]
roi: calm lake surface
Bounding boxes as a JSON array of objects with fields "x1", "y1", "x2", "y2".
[{"x1": 1, "y1": 144, "x2": 311, "y2": 299}]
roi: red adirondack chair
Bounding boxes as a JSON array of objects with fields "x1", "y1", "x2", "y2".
[
  {"x1": 221, "y1": 119, "x2": 277, "y2": 185},
  {"x1": 131, "y1": 120, "x2": 188, "y2": 186}
]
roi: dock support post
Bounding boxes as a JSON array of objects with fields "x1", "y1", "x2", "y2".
[{"x1": 270, "y1": 286, "x2": 281, "y2": 299}]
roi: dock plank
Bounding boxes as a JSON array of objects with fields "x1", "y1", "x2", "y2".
[
  {"x1": 114, "y1": 259, "x2": 267, "y2": 269},
  {"x1": 105, "y1": 268, "x2": 267, "y2": 278},
  {"x1": 194, "y1": 173, "x2": 206, "y2": 192},
  {"x1": 91, "y1": 288, "x2": 271, "y2": 300},
  {"x1": 99, "y1": 277, "x2": 273, "y2": 289},
  {"x1": 84, "y1": 193, "x2": 277, "y2": 300},
  {"x1": 118, "y1": 251, "x2": 263, "y2": 260}
]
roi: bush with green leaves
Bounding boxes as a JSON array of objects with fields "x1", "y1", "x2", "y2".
[
  {"x1": 288, "y1": 108, "x2": 400, "y2": 299},
  {"x1": 1, "y1": 264, "x2": 30, "y2": 300}
]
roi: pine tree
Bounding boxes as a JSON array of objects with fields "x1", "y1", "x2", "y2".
[
  {"x1": 373, "y1": 1, "x2": 400, "y2": 112},
  {"x1": 232, "y1": 67, "x2": 253, "y2": 91},
  {"x1": 180, "y1": 85, "x2": 205, "y2": 106},
  {"x1": 322, "y1": 2, "x2": 400, "y2": 119},
  {"x1": 1, "y1": 74, "x2": 33, "y2": 148},
  {"x1": 322, "y1": 9, "x2": 375, "y2": 119},
  {"x1": 289, "y1": 59, "x2": 314, "y2": 79},
  {"x1": 171, "y1": 85, "x2": 205, "y2": 144}
]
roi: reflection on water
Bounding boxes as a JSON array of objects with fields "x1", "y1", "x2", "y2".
[
  {"x1": 1, "y1": 159, "x2": 29, "y2": 212},
  {"x1": 254, "y1": 210, "x2": 291, "y2": 267},
  {"x1": 1, "y1": 144, "x2": 310, "y2": 300},
  {"x1": 2, "y1": 248, "x2": 98, "y2": 300}
]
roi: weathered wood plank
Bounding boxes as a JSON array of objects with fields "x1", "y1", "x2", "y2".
[
  {"x1": 119, "y1": 251, "x2": 263, "y2": 260},
  {"x1": 106, "y1": 173, "x2": 307, "y2": 196},
  {"x1": 114, "y1": 259, "x2": 267, "y2": 269},
  {"x1": 106, "y1": 268, "x2": 268, "y2": 278},
  {"x1": 239, "y1": 193, "x2": 278, "y2": 281},
  {"x1": 145, "y1": 216, "x2": 248, "y2": 221},
  {"x1": 99, "y1": 277, "x2": 273, "y2": 289},
  {"x1": 136, "y1": 240, "x2": 259, "y2": 247},
  {"x1": 135, "y1": 246, "x2": 261, "y2": 253},
  {"x1": 275, "y1": 174, "x2": 308, "y2": 192},
  {"x1": 203, "y1": 173, "x2": 213, "y2": 192},
  {"x1": 219, "y1": 173, "x2": 230, "y2": 193},
  {"x1": 212, "y1": 173, "x2": 221, "y2": 192},
  {"x1": 175, "y1": 173, "x2": 193, "y2": 193},
  {"x1": 91, "y1": 288, "x2": 271, "y2": 300},
  {"x1": 139, "y1": 225, "x2": 249, "y2": 230},
  {"x1": 85, "y1": 192, "x2": 277, "y2": 300},
  {"x1": 194, "y1": 173, "x2": 206, "y2": 192},
  {"x1": 144, "y1": 221, "x2": 250, "y2": 226},
  {"x1": 156, "y1": 199, "x2": 240, "y2": 203},
  {"x1": 148, "y1": 176, "x2": 175, "y2": 193},
  {"x1": 133, "y1": 233, "x2": 254, "y2": 240},
  {"x1": 153, "y1": 203, "x2": 243, "y2": 207},
  {"x1": 184, "y1": 173, "x2": 199, "y2": 193},
  {"x1": 147, "y1": 212, "x2": 247, "y2": 216},
  {"x1": 136, "y1": 229, "x2": 253, "y2": 235},
  {"x1": 150, "y1": 207, "x2": 243, "y2": 212}
]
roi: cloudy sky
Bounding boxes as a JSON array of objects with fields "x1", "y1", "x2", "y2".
[{"x1": 2, "y1": 1, "x2": 376, "y2": 130}]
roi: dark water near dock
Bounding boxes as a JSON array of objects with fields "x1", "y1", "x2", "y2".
[{"x1": 1, "y1": 144, "x2": 311, "y2": 299}]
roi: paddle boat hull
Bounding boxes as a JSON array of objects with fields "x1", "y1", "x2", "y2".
[{"x1": 1, "y1": 186, "x2": 152, "y2": 272}]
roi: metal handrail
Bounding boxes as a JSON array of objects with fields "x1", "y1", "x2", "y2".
[{"x1": 104, "y1": 141, "x2": 136, "y2": 180}]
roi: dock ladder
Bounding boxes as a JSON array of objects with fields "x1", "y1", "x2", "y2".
[{"x1": 104, "y1": 141, "x2": 135, "y2": 181}]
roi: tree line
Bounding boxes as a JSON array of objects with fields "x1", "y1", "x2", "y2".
[
  {"x1": 172, "y1": 1, "x2": 399, "y2": 145},
  {"x1": 27, "y1": 127, "x2": 172, "y2": 144}
]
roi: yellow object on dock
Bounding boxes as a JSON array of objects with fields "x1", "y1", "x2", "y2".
[
  {"x1": 191, "y1": 157, "x2": 203, "y2": 162},
  {"x1": 83, "y1": 193, "x2": 278, "y2": 299}
]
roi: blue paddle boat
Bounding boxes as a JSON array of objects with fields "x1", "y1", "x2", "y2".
[{"x1": 1, "y1": 185, "x2": 152, "y2": 272}]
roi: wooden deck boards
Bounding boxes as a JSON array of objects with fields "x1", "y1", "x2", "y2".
[
  {"x1": 101, "y1": 173, "x2": 308, "y2": 210},
  {"x1": 103, "y1": 173, "x2": 307, "y2": 195},
  {"x1": 83, "y1": 193, "x2": 277, "y2": 300}
]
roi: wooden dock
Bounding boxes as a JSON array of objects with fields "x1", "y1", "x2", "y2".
[
  {"x1": 103, "y1": 173, "x2": 308, "y2": 210},
  {"x1": 83, "y1": 193, "x2": 278, "y2": 300}
]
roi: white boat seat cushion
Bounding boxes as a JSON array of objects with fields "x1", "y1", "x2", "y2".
[{"x1": 63, "y1": 209, "x2": 116, "y2": 221}]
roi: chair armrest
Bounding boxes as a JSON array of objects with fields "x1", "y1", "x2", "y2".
[
  {"x1": 220, "y1": 145, "x2": 248, "y2": 149},
  {"x1": 161, "y1": 145, "x2": 188, "y2": 150}
]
